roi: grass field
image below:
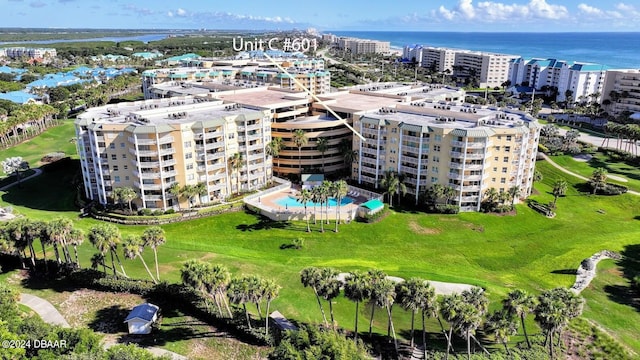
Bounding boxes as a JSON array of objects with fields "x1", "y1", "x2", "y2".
[
  {"x1": 550, "y1": 152, "x2": 640, "y2": 192},
  {"x1": 0, "y1": 123, "x2": 639, "y2": 357}
]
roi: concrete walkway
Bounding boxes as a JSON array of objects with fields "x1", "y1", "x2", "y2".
[
  {"x1": 19, "y1": 293, "x2": 70, "y2": 328},
  {"x1": 19, "y1": 293, "x2": 187, "y2": 360},
  {"x1": 336, "y1": 273, "x2": 475, "y2": 295},
  {"x1": 540, "y1": 153, "x2": 640, "y2": 196},
  {"x1": 0, "y1": 168, "x2": 43, "y2": 191}
]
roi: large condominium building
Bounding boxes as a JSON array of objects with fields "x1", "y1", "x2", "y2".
[
  {"x1": 403, "y1": 44, "x2": 424, "y2": 65},
  {"x1": 0, "y1": 47, "x2": 57, "y2": 59},
  {"x1": 601, "y1": 69, "x2": 640, "y2": 117},
  {"x1": 142, "y1": 59, "x2": 329, "y2": 98},
  {"x1": 421, "y1": 47, "x2": 517, "y2": 88},
  {"x1": 421, "y1": 47, "x2": 457, "y2": 73},
  {"x1": 454, "y1": 51, "x2": 518, "y2": 88},
  {"x1": 508, "y1": 58, "x2": 608, "y2": 103},
  {"x1": 337, "y1": 37, "x2": 390, "y2": 54},
  {"x1": 352, "y1": 102, "x2": 540, "y2": 211},
  {"x1": 75, "y1": 97, "x2": 272, "y2": 210}
]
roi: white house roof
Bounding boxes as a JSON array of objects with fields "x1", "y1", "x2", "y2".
[{"x1": 124, "y1": 303, "x2": 159, "y2": 323}]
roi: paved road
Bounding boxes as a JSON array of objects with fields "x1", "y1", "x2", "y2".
[
  {"x1": 557, "y1": 127, "x2": 640, "y2": 155},
  {"x1": 19, "y1": 293, "x2": 187, "y2": 360},
  {"x1": 337, "y1": 273, "x2": 475, "y2": 295}
]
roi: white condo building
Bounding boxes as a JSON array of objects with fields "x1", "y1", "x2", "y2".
[
  {"x1": 601, "y1": 69, "x2": 640, "y2": 117},
  {"x1": 403, "y1": 44, "x2": 424, "y2": 65},
  {"x1": 508, "y1": 58, "x2": 609, "y2": 103}
]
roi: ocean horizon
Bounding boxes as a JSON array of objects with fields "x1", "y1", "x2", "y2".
[{"x1": 330, "y1": 31, "x2": 640, "y2": 69}]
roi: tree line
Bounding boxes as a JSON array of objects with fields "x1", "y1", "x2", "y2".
[{"x1": 299, "y1": 266, "x2": 584, "y2": 360}]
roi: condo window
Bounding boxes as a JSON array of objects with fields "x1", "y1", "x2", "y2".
[
  {"x1": 506, "y1": 136, "x2": 512, "y2": 141},
  {"x1": 503, "y1": 157, "x2": 509, "y2": 163},
  {"x1": 111, "y1": 154, "x2": 117, "y2": 160},
  {"x1": 122, "y1": 154, "x2": 126, "y2": 159},
  {"x1": 500, "y1": 178, "x2": 506, "y2": 184},
  {"x1": 120, "y1": 142, "x2": 125, "y2": 148},
  {"x1": 185, "y1": 153, "x2": 193, "y2": 160},
  {"x1": 124, "y1": 165, "x2": 128, "y2": 170},
  {"x1": 505, "y1": 146, "x2": 511, "y2": 152},
  {"x1": 114, "y1": 176, "x2": 120, "y2": 182},
  {"x1": 113, "y1": 165, "x2": 119, "y2": 171},
  {"x1": 109, "y1": 143, "x2": 115, "y2": 149},
  {"x1": 184, "y1": 141, "x2": 192, "y2": 148},
  {"x1": 502, "y1": 167, "x2": 507, "y2": 173},
  {"x1": 186, "y1": 164, "x2": 194, "y2": 170}
]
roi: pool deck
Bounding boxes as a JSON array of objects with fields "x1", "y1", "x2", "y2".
[{"x1": 246, "y1": 183, "x2": 380, "y2": 222}]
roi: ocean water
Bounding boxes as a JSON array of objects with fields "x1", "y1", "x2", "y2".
[{"x1": 330, "y1": 31, "x2": 640, "y2": 69}]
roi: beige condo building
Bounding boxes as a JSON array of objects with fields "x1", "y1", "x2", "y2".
[
  {"x1": 352, "y1": 103, "x2": 540, "y2": 211},
  {"x1": 75, "y1": 97, "x2": 272, "y2": 210},
  {"x1": 601, "y1": 69, "x2": 640, "y2": 117}
]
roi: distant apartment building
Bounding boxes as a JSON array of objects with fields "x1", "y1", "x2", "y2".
[
  {"x1": 352, "y1": 102, "x2": 540, "y2": 211},
  {"x1": 421, "y1": 47, "x2": 457, "y2": 73},
  {"x1": 337, "y1": 37, "x2": 390, "y2": 54},
  {"x1": 601, "y1": 69, "x2": 640, "y2": 117},
  {"x1": 420, "y1": 47, "x2": 517, "y2": 88},
  {"x1": 403, "y1": 44, "x2": 423, "y2": 65},
  {"x1": 508, "y1": 58, "x2": 608, "y2": 103},
  {"x1": 0, "y1": 47, "x2": 57, "y2": 59},
  {"x1": 75, "y1": 98, "x2": 272, "y2": 210},
  {"x1": 141, "y1": 59, "x2": 329, "y2": 98},
  {"x1": 454, "y1": 51, "x2": 518, "y2": 88}
]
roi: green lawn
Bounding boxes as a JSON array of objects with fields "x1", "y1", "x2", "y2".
[
  {"x1": 550, "y1": 152, "x2": 640, "y2": 192},
  {"x1": 0, "y1": 124, "x2": 639, "y2": 356},
  {"x1": 0, "y1": 120, "x2": 78, "y2": 177}
]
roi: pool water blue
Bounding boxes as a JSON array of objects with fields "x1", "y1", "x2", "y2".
[{"x1": 275, "y1": 195, "x2": 354, "y2": 208}]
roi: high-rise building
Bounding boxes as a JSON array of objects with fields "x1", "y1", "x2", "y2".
[
  {"x1": 601, "y1": 69, "x2": 640, "y2": 117},
  {"x1": 352, "y1": 102, "x2": 540, "y2": 211},
  {"x1": 75, "y1": 97, "x2": 272, "y2": 210}
]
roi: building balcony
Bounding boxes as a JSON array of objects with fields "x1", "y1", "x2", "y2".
[
  {"x1": 134, "y1": 171, "x2": 160, "y2": 179},
  {"x1": 448, "y1": 172, "x2": 463, "y2": 180},
  {"x1": 400, "y1": 166, "x2": 418, "y2": 175},
  {"x1": 163, "y1": 170, "x2": 178, "y2": 177},
  {"x1": 135, "y1": 182, "x2": 162, "y2": 190},
  {"x1": 132, "y1": 137, "x2": 156, "y2": 145},
  {"x1": 158, "y1": 135, "x2": 174, "y2": 144},
  {"x1": 130, "y1": 148, "x2": 157, "y2": 157},
  {"x1": 162, "y1": 159, "x2": 177, "y2": 167},
  {"x1": 159, "y1": 148, "x2": 176, "y2": 156},
  {"x1": 143, "y1": 195, "x2": 163, "y2": 201}
]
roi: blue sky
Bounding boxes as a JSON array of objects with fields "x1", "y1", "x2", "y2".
[{"x1": 2, "y1": 0, "x2": 640, "y2": 32}]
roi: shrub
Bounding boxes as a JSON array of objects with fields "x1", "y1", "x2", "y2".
[
  {"x1": 152, "y1": 209, "x2": 163, "y2": 216},
  {"x1": 138, "y1": 208, "x2": 153, "y2": 216},
  {"x1": 164, "y1": 209, "x2": 175, "y2": 215},
  {"x1": 581, "y1": 258, "x2": 594, "y2": 271},
  {"x1": 537, "y1": 143, "x2": 549, "y2": 153},
  {"x1": 358, "y1": 206, "x2": 389, "y2": 223},
  {"x1": 292, "y1": 237, "x2": 304, "y2": 249},
  {"x1": 591, "y1": 183, "x2": 628, "y2": 195},
  {"x1": 435, "y1": 204, "x2": 460, "y2": 214}
]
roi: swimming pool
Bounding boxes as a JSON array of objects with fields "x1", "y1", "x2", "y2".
[{"x1": 274, "y1": 194, "x2": 354, "y2": 208}]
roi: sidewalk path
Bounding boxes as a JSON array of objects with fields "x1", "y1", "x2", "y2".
[
  {"x1": 0, "y1": 168, "x2": 43, "y2": 191},
  {"x1": 19, "y1": 293, "x2": 70, "y2": 328},
  {"x1": 540, "y1": 153, "x2": 639, "y2": 196},
  {"x1": 336, "y1": 273, "x2": 474, "y2": 295},
  {"x1": 19, "y1": 293, "x2": 187, "y2": 360}
]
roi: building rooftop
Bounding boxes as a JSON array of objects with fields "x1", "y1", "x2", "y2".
[
  {"x1": 361, "y1": 103, "x2": 537, "y2": 133},
  {"x1": 77, "y1": 96, "x2": 267, "y2": 129},
  {"x1": 217, "y1": 88, "x2": 309, "y2": 109},
  {"x1": 124, "y1": 303, "x2": 159, "y2": 323},
  {"x1": 317, "y1": 91, "x2": 408, "y2": 113},
  {"x1": 0, "y1": 91, "x2": 39, "y2": 104}
]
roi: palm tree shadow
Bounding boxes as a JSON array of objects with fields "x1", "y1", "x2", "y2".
[
  {"x1": 604, "y1": 244, "x2": 640, "y2": 313},
  {"x1": 550, "y1": 269, "x2": 577, "y2": 275},
  {"x1": 236, "y1": 215, "x2": 291, "y2": 232}
]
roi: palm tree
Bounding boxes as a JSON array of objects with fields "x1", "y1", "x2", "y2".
[
  {"x1": 332, "y1": 180, "x2": 349, "y2": 232},
  {"x1": 503, "y1": 289, "x2": 536, "y2": 349},
  {"x1": 118, "y1": 187, "x2": 137, "y2": 213},
  {"x1": 535, "y1": 288, "x2": 584, "y2": 359},
  {"x1": 90, "y1": 253, "x2": 106, "y2": 273},
  {"x1": 122, "y1": 235, "x2": 157, "y2": 283},
  {"x1": 296, "y1": 189, "x2": 313, "y2": 232},
  {"x1": 316, "y1": 137, "x2": 329, "y2": 173},
  {"x1": 317, "y1": 267, "x2": 341, "y2": 327},
  {"x1": 366, "y1": 269, "x2": 388, "y2": 338},
  {"x1": 300, "y1": 266, "x2": 328, "y2": 325},
  {"x1": 141, "y1": 226, "x2": 166, "y2": 281},
  {"x1": 292, "y1": 129, "x2": 308, "y2": 174},
  {"x1": 228, "y1": 152, "x2": 245, "y2": 195},
  {"x1": 486, "y1": 309, "x2": 518, "y2": 356},
  {"x1": 440, "y1": 293, "x2": 463, "y2": 358},
  {"x1": 552, "y1": 180, "x2": 568, "y2": 206},
  {"x1": 68, "y1": 228, "x2": 84, "y2": 268},
  {"x1": 263, "y1": 278, "x2": 280, "y2": 337},
  {"x1": 89, "y1": 224, "x2": 126, "y2": 277},
  {"x1": 228, "y1": 276, "x2": 254, "y2": 329},
  {"x1": 416, "y1": 281, "x2": 438, "y2": 359},
  {"x1": 507, "y1": 185, "x2": 520, "y2": 207},
  {"x1": 395, "y1": 278, "x2": 421, "y2": 349},
  {"x1": 265, "y1": 137, "x2": 284, "y2": 175},
  {"x1": 311, "y1": 185, "x2": 321, "y2": 225},
  {"x1": 344, "y1": 271, "x2": 371, "y2": 341},
  {"x1": 194, "y1": 182, "x2": 207, "y2": 206},
  {"x1": 168, "y1": 182, "x2": 182, "y2": 210},
  {"x1": 380, "y1": 171, "x2": 405, "y2": 207},
  {"x1": 46, "y1": 218, "x2": 74, "y2": 266},
  {"x1": 590, "y1": 167, "x2": 607, "y2": 194}
]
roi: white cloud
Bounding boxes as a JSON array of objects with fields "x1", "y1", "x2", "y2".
[
  {"x1": 176, "y1": 8, "x2": 187, "y2": 16},
  {"x1": 436, "y1": 0, "x2": 568, "y2": 23},
  {"x1": 577, "y1": 3, "x2": 603, "y2": 15}
]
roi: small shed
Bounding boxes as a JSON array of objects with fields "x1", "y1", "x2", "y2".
[
  {"x1": 124, "y1": 303, "x2": 159, "y2": 335},
  {"x1": 358, "y1": 199, "x2": 385, "y2": 218}
]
